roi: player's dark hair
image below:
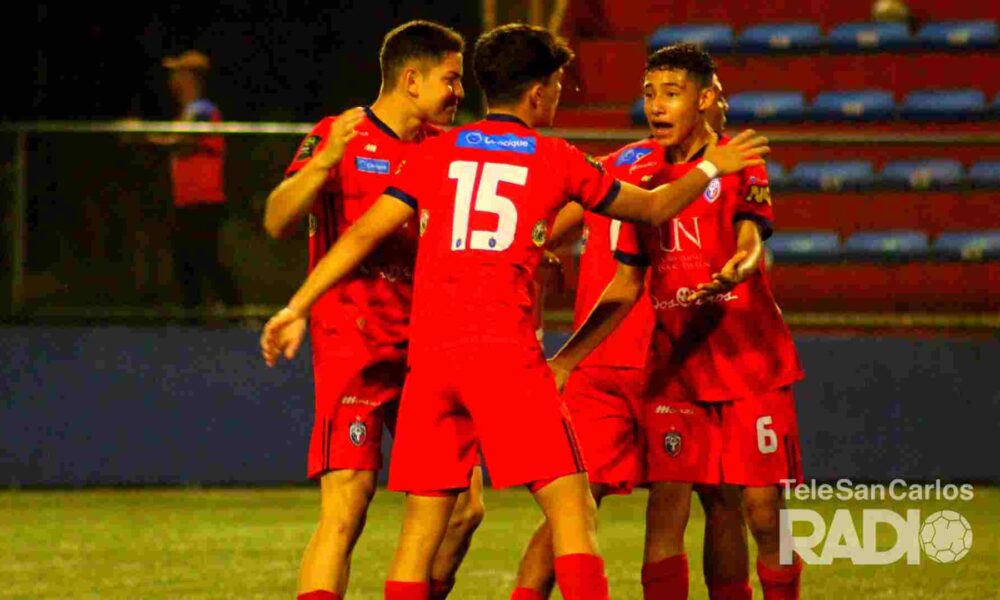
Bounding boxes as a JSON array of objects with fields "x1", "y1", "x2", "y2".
[
  {"x1": 473, "y1": 23, "x2": 574, "y2": 105},
  {"x1": 645, "y1": 43, "x2": 715, "y2": 89},
  {"x1": 380, "y1": 20, "x2": 465, "y2": 87}
]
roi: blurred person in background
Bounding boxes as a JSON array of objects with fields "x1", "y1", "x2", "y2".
[{"x1": 151, "y1": 50, "x2": 240, "y2": 310}]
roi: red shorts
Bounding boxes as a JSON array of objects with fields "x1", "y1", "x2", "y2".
[
  {"x1": 644, "y1": 386, "x2": 802, "y2": 487},
  {"x1": 388, "y1": 344, "x2": 586, "y2": 493},
  {"x1": 307, "y1": 327, "x2": 405, "y2": 479},
  {"x1": 563, "y1": 366, "x2": 645, "y2": 494}
]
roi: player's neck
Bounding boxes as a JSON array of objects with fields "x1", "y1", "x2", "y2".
[
  {"x1": 487, "y1": 105, "x2": 537, "y2": 128},
  {"x1": 666, "y1": 121, "x2": 715, "y2": 164},
  {"x1": 369, "y1": 94, "x2": 425, "y2": 142}
]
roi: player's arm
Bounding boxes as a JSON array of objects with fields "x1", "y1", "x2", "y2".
[
  {"x1": 260, "y1": 194, "x2": 414, "y2": 366},
  {"x1": 548, "y1": 261, "x2": 647, "y2": 390},
  {"x1": 600, "y1": 130, "x2": 769, "y2": 226},
  {"x1": 547, "y1": 201, "x2": 585, "y2": 249},
  {"x1": 263, "y1": 108, "x2": 365, "y2": 239},
  {"x1": 690, "y1": 217, "x2": 765, "y2": 302}
]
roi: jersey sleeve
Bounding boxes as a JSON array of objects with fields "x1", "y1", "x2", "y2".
[
  {"x1": 284, "y1": 118, "x2": 335, "y2": 178},
  {"x1": 561, "y1": 141, "x2": 621, "y2": 213},
  {"x1": 612, "y1": 221, "x2": 650, "y2": 267},
  {"x1": 383, "y1": 149, "x2": 430, "y2": 210},
  {"x1": 732, "y1": 163, "x2": 774, "y2": 240}
]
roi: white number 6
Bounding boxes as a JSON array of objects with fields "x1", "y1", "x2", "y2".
[{"x1": 756, "y1": 416, "x2": 778, "y2": 455}]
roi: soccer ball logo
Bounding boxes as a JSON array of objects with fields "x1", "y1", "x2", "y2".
[{"x1": 920, "y1": 510, "x2": 973, "y2": 563}]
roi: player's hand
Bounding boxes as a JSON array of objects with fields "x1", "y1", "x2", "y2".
[
  {"x1": 312, "y1": 107, "x2": 365, "y2": 170},
  {"x1": 689, "y1": 250, "x2": 751, "y2": 302},
  {"x1": 704, "y1": 129, "x2": 769, "y2": 175},
  {"x1": 261, "y1": 307, "x2": 307, "y2": 367},
  {"x1": 548, "y1": 359, "x2": 573, "y2": 393}
]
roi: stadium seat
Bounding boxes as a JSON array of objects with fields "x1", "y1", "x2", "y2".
[
  {"x1": 629, "y1": 97, "x2": 645, "y2": 125},
  {"x1": 969, "y1": 160, "x2": 1000, "y2": 188},
  {"x1": 767, "y1": 231, "x2": 841, "y2": 263},
  {"x1": 810, "y1": 90, "x2": 895, "y2": 121},
  {"x1": 790, "y1": 161, "x2": 876, "y2": 191},
  {"x1": 933, "y1": 230, "x2": 1000, "y2": 261},
  {"x1": 766, "y1": 162, "x2": 787, "y2": 188},
  {"x1": 727, "y1": 91, "x2": 805, "y2": 123},
  {"x1": 900, "y1": 89, "x2": 987, "y2": 121},
  {"x1": 843, "y1": 230, "x2": 931, "y2": 261},
  {"x1": 881, "y1": 159, "x2": 965, "y2": 190},
  {"x1": 915, "y1": 20, "x2": 999, "y2": 51},
  {"x1": 994, "y1": 92, "x2": 1000, "y2": 115},
  {"x1": 826, "y1": 22, "x2": 912, "y2": 51},
  {"x1": 737, "y1": 22, "x2": 822, "y2": 53},
  {"x1": 648, "y1": 24, "x2": 735, "y2": 53}
]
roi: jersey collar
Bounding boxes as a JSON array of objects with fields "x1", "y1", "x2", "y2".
[
  {"x1": 485, "y1": 113, "x2": 532, "y2": 128},
  {"x1": 364, "y1": 106, "x2": 401, "y2": 140}
]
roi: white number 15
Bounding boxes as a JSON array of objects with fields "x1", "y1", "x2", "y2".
[{"x1": 449, "y1": 160, "x2": 525, "y2": 252}]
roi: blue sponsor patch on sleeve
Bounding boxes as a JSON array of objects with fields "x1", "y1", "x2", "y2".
[
  {"x1": 355, "y1": 156, "x2": 391, "y2": 174},
  {"x1": 456, "y1": 130, "x2": 536, "y2": 155},
  {"x1": 614, "y1": 147, "x2": 653, "y2": 167}
]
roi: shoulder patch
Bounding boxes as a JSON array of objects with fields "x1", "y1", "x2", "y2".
[
  {"x1": 296, "y1": 135, "x2": 322, "y2": 161},
  {"x1": 614, "y1": 147, "x2": 653, "y2": 167},
  {"x1": 746, "y1": 183, "x2": 772, "y2": 205}
]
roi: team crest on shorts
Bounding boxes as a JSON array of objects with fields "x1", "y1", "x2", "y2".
[
  {"x1": 349, "y1": 419, "x2": 367, "y2": 447},
  {"x1": 704, "y1": 178, "x2": 722, "y2": 203},
  {"x1": 419, "y1": 209, "x2": 429, "y2": 237},
  {"x1": 532, "y1": 219, "x2": 548, "y2": 247},
  {"x1": 664, "y1": 431, "x2": 682, "y2": 457}
]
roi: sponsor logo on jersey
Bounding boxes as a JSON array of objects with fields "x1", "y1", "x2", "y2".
[
  {"x1": 349, "y1": 419, "x2": 367, "y2": 447},
  {"x1": 355, "y1": 156, "x2": 391, "y2": 175},
  {"x1": 296, "y1": 135, "x2": 321, "y2": 161},
  {"x1": 457, "y1": 130, "x2": 537, "y2": 155},
  {"x1": 308, "y1": 214, "x2": 317, "y2": 237},
  {"x1": 651, "y1": 288, "x2": 740, "y2": 310},
  {"x1": 614, "y1": 147, "x2": 653, "y2": 166},
  {"x1": 419, "y1": 209, "x2": 430, "y2": 237},
  {"x1": 746, "y1": 184, "x2": 772, "y2": 205},
  {"x1": 664, "y1": 431, "x2": 682, "y2": 457},
  {"x1": 532, "y1": 219, "x2": 548, "y2": 247},
  {"x1": 705, "y1": 178, "x2": 722, "y2": 203}
]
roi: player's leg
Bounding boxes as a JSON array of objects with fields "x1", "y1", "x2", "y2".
[
  {"x1": 429, "y1": 466, "x2": 486, "y2": 599},
  {"x1": 642, "y1": 481, "x2": 693, "y2": 599},
  {"x1": 512, "y1": 481, "x2": 610, "y2": 600},
  {"x1": 723, "y1": 388, "x2": 803, "y2": 600},
  {"x1": 695, "y1": 484, "x2": 751, "y2": 600},
  {"x1": 385, "y1": 492, "x2": 460, "y2": 599}
]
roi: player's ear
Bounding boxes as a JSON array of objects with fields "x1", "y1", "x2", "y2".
[
  {"x1": 698, "y1": 85, "x2": 717, "y2": 112},
  {"x1": 527, "y1": 81, "x2": 545, "y2": 108},
  {"x1": 402, "y1": 65, "x2": 422, "y2": 99}
]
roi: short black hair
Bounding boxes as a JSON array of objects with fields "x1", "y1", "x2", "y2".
[
  {"x1": 645, "y1": 43, "x2": 715, "y2": 88},
  {"x1": 380, "y1": 20, "x2": 465, "y2": 87},
  {"x1": 473, "y1": 23, "x2": 574, "y2": 105}
]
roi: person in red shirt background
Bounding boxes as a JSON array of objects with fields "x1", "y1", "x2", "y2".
[{"x1": 152, "y1": 50, "x2": 240, "y2": 309}]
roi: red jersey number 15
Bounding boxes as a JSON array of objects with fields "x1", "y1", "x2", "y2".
[{"x1": 449, "y1": 161, "x2": 525, "y2": 252}]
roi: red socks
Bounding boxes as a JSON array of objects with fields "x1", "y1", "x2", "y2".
[
  {"x1": 384, "y1": 580, "x2": 429, "y2": 600},
  {"x1": 429, "y1": 578, "x2": 455, "y2": 600},
  {"x1": 297, "y1": 592, "x2": 341, "y2": 600},
  {"x1": 554, "y1": 553, "x2": 610, "y2": 600},
  {"x1": 708, "y1": 578, "x2": 752, "y2": 600},
  {"x1": 510, "y1": 587, "x2": 548, "y2": 600},
  {"x1": 641, "y1": 554, "x2": 689, "y2": 600},
  {"x1": 757, "y1": 558, "x2": 802, "y2": 600}
]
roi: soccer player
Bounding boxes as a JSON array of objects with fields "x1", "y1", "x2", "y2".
[
  {"x1": 262, "y1": 24, "x2": 768, "y2": 600},
  {"x1": 547, "y1": 44, "x2": 804, "y2": 600},
  {"x1": 509, "y1": 70, "x2": 750, "y2": 600},
  {"x1": 262, "y1": 21, "x2": 483, "y2": 600}
]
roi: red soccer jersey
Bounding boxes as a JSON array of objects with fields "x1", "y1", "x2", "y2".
[
  {"x1": 572, "y1": 139, "x2": 661, "y2": 369},
  {"x1": 615, "y1": 138, "x2": 804, "y2": 402},
  {"x1": 285, "y1": 107, "x2": 438, "y2": 358},
  {"x1": 385, "y1": 114, "x2": 621, "y2": 363},
  {"x1": 171, "y1": 99, "x2": 225, "y2": 207}
]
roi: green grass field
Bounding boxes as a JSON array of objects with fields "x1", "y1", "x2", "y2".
[{"x1": 2, "y1": 486, "x2": 998, "y2": 599}]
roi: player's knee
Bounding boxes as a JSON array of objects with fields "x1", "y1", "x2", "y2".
[
  {"x1": 743, "y1": 494, "x2": 779, "y2": 543},
  {"x1": 452, "y1": 495, "x2": 486, "y2": 535},
  {"x1": 319, "y1": 471, "x2": 377, "y2": 521}
]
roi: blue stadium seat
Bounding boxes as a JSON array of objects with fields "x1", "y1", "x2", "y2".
[
  {"x1": 826, "y1": 22, "x2": 912, "y2": 51},
  {"x1": 766, "y1": 162, "x2": 788, "y2": 188},
  {"x1": 738, "y1": 23, "x2": 822, "y2": 53},
  {"x1": 969, "y1": 160, "x2": 1000, "y2": 188},
  {"x1": 810, "y1": 90, "x2": 895, "y2": 121},
  {"x1": 843, "y1": 230, "x2": 931, "y2": 261},
  {"x1": 790, "y1": 161, "x2": 876, "y2": 191},
  {"x1": 630, "y1": 97, "x2": 645, "y2": 125},
  {"x1": 727, "y1": 91, "x2": 805, "y2": 123},
  {"x1": 994, "y1": 92, "x2": 1000, "y2": 115},
  {"x1": 915, "y1": 20, "x2": 999, "y2": 50},
  {"x1": 881, "y1": 159, "x2": 965, "y2": 189},
  {"x1": 768, "y1": 231, "x2": 841, "y2": 263},
  {"x1": 900, "y1": 89, "x2": 987, "y2": 120},
  {"x1": 648, "y1": 24, "x2": 735, "y2": 53},
  {"x1": 933, "y1": 230, "x2": 1000, "y2": 261}
]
